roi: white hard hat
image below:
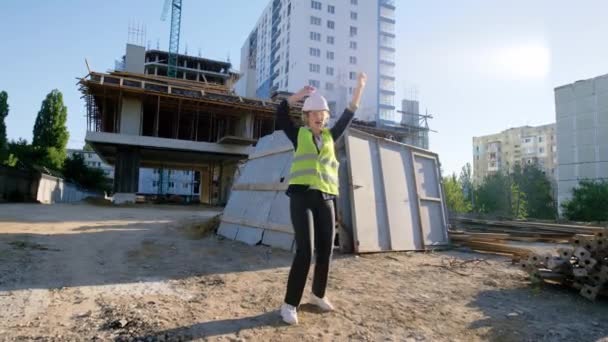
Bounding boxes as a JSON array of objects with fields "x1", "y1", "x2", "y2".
[{"x1": 302, "y1": 93, "x2": 329, "y2": 112}]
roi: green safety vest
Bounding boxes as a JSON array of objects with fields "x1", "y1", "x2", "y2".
[{"x1": 289, "y1": 127, "x2": 340, "y2": 195}]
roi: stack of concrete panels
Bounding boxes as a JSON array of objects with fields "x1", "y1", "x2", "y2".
[
  {"x1": 218, "y1": 132, "x2": 296, "y2": 250},
  {"x1": 218, "y1": 128, "x2": 450, "y2": 253}
]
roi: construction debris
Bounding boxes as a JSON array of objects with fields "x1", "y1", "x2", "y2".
[{"x1": 450, "y1": 217, "x2": 608, "y2": 301}]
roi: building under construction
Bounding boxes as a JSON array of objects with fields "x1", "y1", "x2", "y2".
[{"x1": 81, "y1": 44, "x2": 301, "y2": 204}]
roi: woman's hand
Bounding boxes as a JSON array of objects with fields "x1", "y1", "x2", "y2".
[
  {"x1": 356, "y1": 72, "x2": 367, "y2": 89},
  {"x1": 349, "y1": 72, "x2": 367, "y2": 111},
  {"x1": 288, "y1": 86, "x2": 315, "y2": 106}
]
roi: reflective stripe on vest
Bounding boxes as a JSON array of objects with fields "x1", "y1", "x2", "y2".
[{"x1": 289, "y1": 127, "x2": 340, "y2": 195}]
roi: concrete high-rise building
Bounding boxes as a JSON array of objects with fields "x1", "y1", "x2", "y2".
[
  {"x1": 400, "y1": 99, "x2": 429, "y2": 149},
  {"x1": 472, "y1": 124, "x2": 557, "y2": 184},
  {"x1": 554, "y1": 74, "x2": 608, "y2": 210},
  {"x1": 236, "y1": 0, "x2": 397, "y2": 123}
]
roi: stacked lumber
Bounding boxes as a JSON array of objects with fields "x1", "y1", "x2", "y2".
[
  {"x1": 448, "y1": 217, "x2": 599, "y2": 256},
  {"x1": 522, "y1": 232, "x2": 608, "y2": 301}
]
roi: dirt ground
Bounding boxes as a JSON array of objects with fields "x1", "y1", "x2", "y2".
[{"x1": 0, "y1": 203, "x2": 607, "y2": 342}]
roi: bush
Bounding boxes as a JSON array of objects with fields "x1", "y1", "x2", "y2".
[{"x1": 561, "y1": 180, "x2": 608, "y2": 222}]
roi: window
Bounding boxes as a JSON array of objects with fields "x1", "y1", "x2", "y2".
[
  {"x1": 380, "y1": 49, "x2": 395, "y2": 62},
  {"x1": 350, "y1": 11, "x2": 358, "y2": 20},
  {"x1": 153, "y1": 181, "x2": 158, "y2": 187},
  {"x1": 310, "y1": 16, "x2": 321, "y2": 25},
  {"x1": 524, "y1": 138, "x2": 531, "y2": 143},
  {"x1": 350, "y1": 41, "x2": 357, "y2": 50},
  {"x1": 380, "y1": 21, "x2": 395, "y2": 33},
  {"x1": 326, "y1": 35, "x2": 335, "y2": 44},
  {"x1": 309, "y1": 63, "x2": 320, "y2": 73},
  {"x1": 310, "y1": 32, "x2": 321, "y2": 41},
  {"x1": 311, "y1": 1, "x2": 321, "y2": 10},
  {"x1": 380, "y1": 77, "x2": 395, "y2": 90},
  {"x1": 328, "y1": 101, "x2": 336, "y2": 114},
  {"x1": 327, "y1": 20, "x2": 335, "y2": 29},
  {"x1": 348, "y1": 87, "x2": 353, "y2": 95},
  {"x1": 380, "y1": 34, "x2": 394, "y2": 47},
  {"x1": 326, "y1": 51, "x2": 334, "y2": 60},
  {"x1": 350, "y1": 26, "x2": 358, "y2": 37},
  {"x1": 351, "y1": 0, "x2": 358, "y2": 4},
  {"x1": 183, "y1": 183, "x2": 189, "y2": 189},
  {"x1": 326, "y1": 66, "x2": 334, "y2": 75},
  {"x1": 328, "y1": 5, "x2": 335, "y2": 14},
  {"x1": 169, "y1": 182, "x2": 175, "y2": 188},
  {"x1": 380, "y1": 63, "x2": 395, "y2": 76},
  {"x1": 349, "y1": 56, "x2": 357, "y2": 64},
  {"x1": 309, "y1": 47, "x2": 320, "y2": 57},
  {"x1": 325, "y1": 82, "x2": 334, "y2": 91},
  {"x1": 309, "y1": 79, "x2": 320, "y2": 88},
  {"x1": 349, "y1": 71, "x2": 357, "y2": 80},
  {"x1": 539, "y1": 147, "x2": 545, "y2": 153},
  {"x1": 380, "y1": 93, "x2": 394, "y2": 106},
  {"x1": 538, "y1": 136, "x2": 543, "y2": 142},
  {"x1": 184, "y1": 171, "x2": 190, "y2": 175}
]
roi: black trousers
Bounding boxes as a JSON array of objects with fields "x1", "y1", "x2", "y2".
[{"x1": 284, "y1": 190, "x2": 335, "y2": 307}]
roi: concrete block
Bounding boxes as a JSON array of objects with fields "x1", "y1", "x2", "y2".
[
  {"x1": 235, "y1": 227, "x2": 264, "y2": 245},
  {"x1": 217, "y1": 223, "x2": 239, "y2": 240},
  {"x1": 557, "y1": 164, "x2": 576, "y2": 180},
  {"x1": 574, "y1": 80, "x2": 594, "y2": 98},
  {"x1": 576, "y1": 113, "x2": 596, "y2": 131},
  {"x1": 555, "y1": 100, "x2": 576, "y2": 118},
  {"x1": 578, "y1": 164, "x2": 597, "y2": 179},
  {"x1": 557, "y1": 132, "x2": 575, "y2": 148},
  {"x1": 261, "y1": 230, "x2": 294, "y2": 251},
  {"x1": 576, "y1": 97, "x2": 596, "y2": 114},
  {"x1": 595, "y1": 76, "x2": 608, "y2": 93},
  {"x1": 576, "y1": 129, "x2": 596, "y2": 146},
  {"x1": 597, "y1": 93, "x2": 608, "y2": 109},
  {"x1": 556, "y1": 117, "x2": 574, "y2": 136},
  {"x1": 557, "y1": 147, "x2": 575, "y2": 164},
  {"x1": 112, "y1": 193, "x2": 136, "y2": 204},
  {"x1": 598, "y1": 110, "x2": 608, "y2": 125},
  {"x1": 555, "y1": 86, "x2": 575, "y2": 103},
  {"x1": 598, "y1": 162, "x2": 608, "y2": 178},
  {"x1": 578, "y1": 146, "x2": 596, "y2": 163}
]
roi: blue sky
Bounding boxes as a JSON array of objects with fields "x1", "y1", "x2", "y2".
[{"x1": 1, "y1": 0, "x2": 607, "y2": 175}]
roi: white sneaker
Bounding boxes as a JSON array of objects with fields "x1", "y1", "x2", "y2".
[
  {"x1": 310, "y1": 294, "x2": 335, "y2": 312},
  {"x1": 280, "y1": 303, "x2": 298, "y2": 325}
]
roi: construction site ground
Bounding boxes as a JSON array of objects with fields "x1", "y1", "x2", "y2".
[{"x1": 0, "y1": 203, "x2": 607, "y2": 342}]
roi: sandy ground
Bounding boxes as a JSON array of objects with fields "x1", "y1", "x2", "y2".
[{"x1": 0, "y1": 203, "x2": 607, "y2": 342}]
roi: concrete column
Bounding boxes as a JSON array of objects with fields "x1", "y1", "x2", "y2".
[
  {"x1": 220, "y1": 162, "x2": 237, "y2": 205},
  {"x1": 120, "y1": 97, "x2": 143, "y2": 136},
  {"x1": 199, "y1": 167, "x2": 211, "y2": 204},
  {"x1": 113, "y1": 146, "x2": 140, "y2": 204},
  {"x1": 155, "y1": 67, "x2": 158, "y2": 76},
  {"x1": 236, "y1": 113, "x2": 254, "y2": 139}
]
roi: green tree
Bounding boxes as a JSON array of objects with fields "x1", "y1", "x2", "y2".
[
  {"x1": 474, "y1": 172, "x2": 527, "y2": 219},
  {"x1": 561, "y1": 180, "x2": 608, "y2": 221},
  {"x1": 512, "y1": 164, "x2": 556, "y2": 219},
  {"x1": 32, "y1": 89, "x2": 69, "y2": 170},
  {"x1": 459, "y1": 163, "x2": 473, "y2": 203},
  {"x1": 62, "y1": 153, "x2": 111, "y2": 193},
  {"x1": 0, "y1": 91, "x2": 8, "y2": 162},
  {"x1": 83, "y1": 143, "x2": 94, "y2": 152},
  {"x1": 444, "y1": 173, "x2": 472, "y2": 213},
  {"x1": 6, "y1": 139, "x2": 39, "y2": 168}
]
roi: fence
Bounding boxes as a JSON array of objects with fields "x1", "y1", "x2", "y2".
[{"x1": 0, "y1": 165, "x2": 101, "y2": 203}]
